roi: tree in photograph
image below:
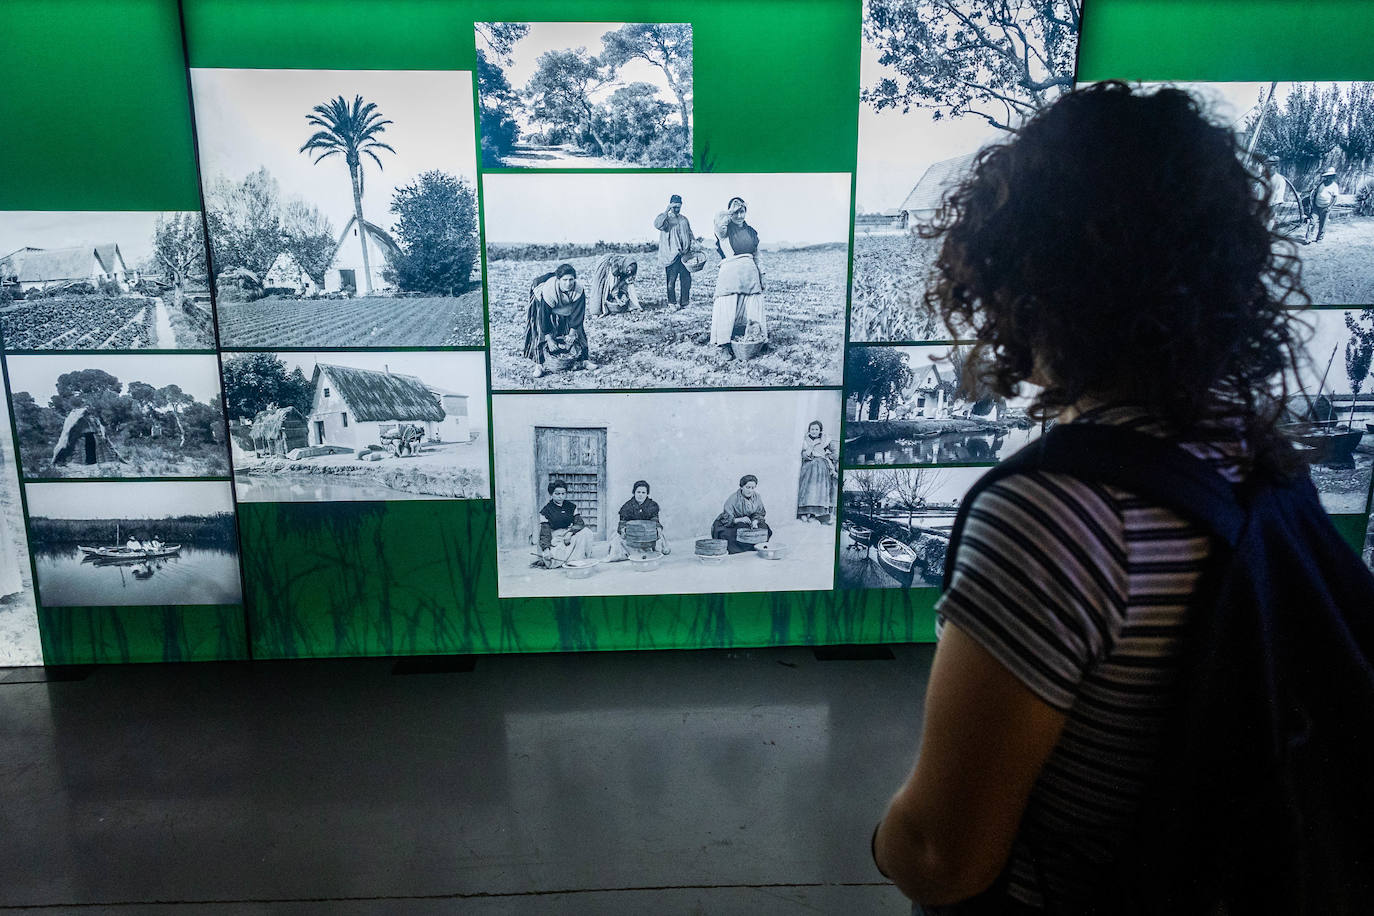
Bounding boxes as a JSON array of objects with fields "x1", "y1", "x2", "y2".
[
  {"x1": 50, "y1": 369, "x2": 136, "y2": 435},
  {"x1": 846, "y1": 470, "x2": 892, "y2": 518},
  {"x1": 1346, "y1": 310, "x2": 1374, "y2": 424},
  {"x1": 155, "y1": 384, "x2": 193, "y2": 447},
  {"x1": 846, "y1": 347, "x2": 913, "y2": 420},
  {"x1": 476, "y1": 23, "x2": 530, "y2": 165},
  {"x1": 150, "y1": 212, "x2": 208, "y2": 301},
  {"x1": 220, "y1": 352, "x2": 313, "y2": 421},
  {"x1": 300, "y1": 95, "x2": 396, "y2": 295},
  {"x1": 1340, "y1": 83, "x2": 1374, "y2": 215},
  {"x1": 526, "y1": 48, "x2": 610, "y2": 156},
  {"x1": 600, "y1": 23, "x2": 693, "y2": 131},
  {"x1": 204, "y1": 167, "x2": 283, "y2": 281},
  {"x1": 1253, "y1": 82, "x2": 1344, "y2": 185},
  {"x1": 594, "y1": 83, "x2": 685, "y2": 166},
  {"x1": 280, "y1": 198, "x2": 337, "y2": 287},
  {"x1": 383, "y1": 170, "x2": 479, "y2": 296},
  {"x1": 862, "y1": 0, "x2": 1081, "y2": 131},
  {"x1": 885, "y1": 467, "x2": 946, "y2": 529},
  {"x1": 10, "y1": 391, "x2": 61, "y2": 457}
]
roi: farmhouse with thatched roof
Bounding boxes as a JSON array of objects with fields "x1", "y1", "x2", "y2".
[
  {"x1": 250, "y1": 406, "x2": 309, "y2": 457},
  {"x1": 52, "y1": 408, "x2": 122, "y2": 466},
  {"x1": 308, "y1": 363, "x2": 444, "y2": 450},
  {"x1": 906, "y1": 361, "x2": 949, "y2": 419},
  {"x1": 263, "y1": 252, "x2": 318, "y2": 296},
  {"x1": 0, "y1": 243, "x2": 132, "y2": 293},
  {"x1": 898, "y1": 152, "x2": 979, "y2": 227},
  {"x1": 323, "y1": 216, "x2": 403, "y2": 295},
  {"x1": 425, "y1": 384, "x2": 471, "y2": 443}
]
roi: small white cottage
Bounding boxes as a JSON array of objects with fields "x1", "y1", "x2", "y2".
[
  {"x1": 1, "y1": 243, "x2": 131, "y2": 293},
  {"x1": 263, "y1": 252, "x2": 318, "y2": 296},
  {"x1": 307, "y1": 363, "x2": 445, "y2": 451},
  {"x1": 323, "y1": 216, "x2": 403, "y2": 295}
]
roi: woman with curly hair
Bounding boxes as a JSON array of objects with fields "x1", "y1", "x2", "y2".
[{"x1": 871, "y1": 83, "x2": 1311, "y2": 912}]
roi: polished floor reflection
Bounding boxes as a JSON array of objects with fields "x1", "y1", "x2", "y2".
[{"x1": 0, "y1": 645, "x2": 933, "y2": 913}]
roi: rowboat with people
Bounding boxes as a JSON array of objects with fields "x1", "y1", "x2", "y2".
[{"x1": 79, "y1": 544, "x2": 182, "y2": 563}]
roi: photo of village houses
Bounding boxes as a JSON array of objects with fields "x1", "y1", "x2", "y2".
[
  {"x1": 1162, "y1": 82, "x2": 1374, "y2": 306},
  {"x1": 483, "y1": 172, "x2": 851, "y2": 390},
  {"x1": 1287, "y1": 308, "x2": 1374, "y2": 514},
  {"x1": 8, "y1": 353, "x2": 229, "y2": 479},
  {"x1": 492, "y1": 389, "x2": 842, "y2": 598},
  {"x1": 844, "y1": 345, "x2": 1040, "y2": 466},
  {"x1": 850, "y1": 1, "x2": 1080, "y2": 342},
  {"x1": 838, "y1": 466, "x2": 986, "y2": 589},
  {"x1": 0, "y1": 210, "x2": 215, "y2": 350},
  {"x1": 221, "y1": 350, "x2": 488, "y2": 502},
  {"x1": 25, "y1": 480, "x2": 241, "y2": 608},
  {"x1": 189, "y1": 68, "x2": 484, "y2": 348},
  {"x1": 0, "y1": 384, "x2": 40, "y2": 666}
]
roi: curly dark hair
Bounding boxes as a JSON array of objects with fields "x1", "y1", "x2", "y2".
[{"x1": 923, "y1": 81, "x2": 1309, "y2": 473}]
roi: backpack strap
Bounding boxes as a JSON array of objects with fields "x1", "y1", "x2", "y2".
[{"x1": 942, "y1": 423, "x2": 1248, "y2": 592}]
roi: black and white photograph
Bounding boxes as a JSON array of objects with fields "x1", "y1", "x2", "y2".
[
  {"x1": 1363, "y1": 513, "x2": 1373, "y2": 574},
  {"x1": 1157, "y1": 82, "x2": 1374, "y2": 306},
  {"x1": 189, "y1": 68, "x2": 484, "y2": 348},
  {"x1": 476, "y1": 22, "x2": 692, "y2": 169},
  {"x1": 1288, "y1": 308, "x2": 1374, "y2": 514},
  {"x1": 493, "y1": 389, "x2": 842, "y2": 598},
  {"x1": 26, "y1": 480, "x2": 242, "y2": 608},
  {"x1": 838, "y1": 466, "x2": 985, "y2": 589},
  {"x1": 221, "y1": 350, "x2": 488, "y2": 503},
  {"x1": 844, "y1": 345, "x2": 1041, "y2": 465},
  {"x1": 0, "y1": 210, "x2": 215, "y2": 350},
  {"x1": 850, "y1": 0, "x2": 1081, "y2": 342},
  {"x1": 8, "y1": 354, "x2": 228, "y2": 479},
  {"x1": 484, "y1": 172, "x2": 851, "y2": 390},
  {"x1": 0, "y1": 384, "x2": 41, "y2": 665}
]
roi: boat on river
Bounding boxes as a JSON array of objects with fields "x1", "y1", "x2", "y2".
[
  {"x1": 876, "y1": 537, "x2": 918, "y2": 580},
  {"x1": 79, "y1": 544, "x2": 182, "y2": 563}
]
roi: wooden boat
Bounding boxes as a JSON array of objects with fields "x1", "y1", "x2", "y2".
[
  {"x1": 1285, "y1": 423, "x2": 1364, "y2": 466},
  {"x1": 876, "y1": 537, "x2": 918, "y2": 580},
  {"x1": 848, "y1": 525, "x2": 873, "y2": 549},
  {"x1": 80, "y1": 545, "x2": 182, "y2": 562}
]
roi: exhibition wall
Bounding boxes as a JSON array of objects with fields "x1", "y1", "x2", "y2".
[{"x1": 0, "y1": 0, "x2": 1370, "y2": 665}]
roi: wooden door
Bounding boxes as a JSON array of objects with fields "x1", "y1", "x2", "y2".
[{"x1": 534, "y1": 427, "x2": 607, "y2": 536}]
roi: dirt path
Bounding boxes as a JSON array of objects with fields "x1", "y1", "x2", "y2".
[
  {"x1": 1283, "y1": 214, "x2": 1374, "y2": 305},
  {"x1": 152, "y1": 297, "x2": 177, "y2": 348},
  {"x1": 499, "y1": 144, "x2": 635, "y2": 169}
]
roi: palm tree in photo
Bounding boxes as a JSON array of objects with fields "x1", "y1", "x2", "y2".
[{"x1": 299, "y1": 94, "x2": 395, "y2": 295}]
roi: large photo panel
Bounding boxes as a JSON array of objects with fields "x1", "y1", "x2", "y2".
[
  {"x1": 484, "y1": 172, "x2": 852, "y2": 391},
  {"x1": 844, "y1": 344, "x2": 1042, "y2": 466},
  {"x1": 1290, "y1": 308, "x2": 1374, "y2": 514},
  {"x1": 851, "y1": 1, "x2": 1081, "y2": 342},
  {"x1": 0, "y1": 210, "x2": 214, "y2": 350},
  {"x1": 25, "y1": 480, "x2": 242, "y2": 609},
  {"x1": 1149, "y1": 82, "x2": 1374, "y2": 307},
  {"x1": 0, "y1": 374, "x2": 40, "y2": 665},
  {"x1": 493, "y1": 389, "x2": 842, "y2": 598},
  {"x1": 838, "y1": 466, "x2": 986, "y2": 590},
  {"x1": 7, "y1": 352, "x2": 228, "y2": 480},
  {"x1": 476, "y1": 22, "x2": 692, "y2": 170},
  {"x1": 222, "y1": 350, "x2": 490, "y2": 503},
  {"x1": 188, "y1": 68, "x2": 484, "y2": 348}
]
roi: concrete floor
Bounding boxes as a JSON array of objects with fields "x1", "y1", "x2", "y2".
[{"x1": 0, "y1": 645, "x2": 933, "y2": 913}]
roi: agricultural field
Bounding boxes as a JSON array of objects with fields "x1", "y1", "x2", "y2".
[
  {"x1": 849, "y1": 231, "x2": 962, "y2": 343},
  {"x1": 0, "y1": 297, "x2": 156, "y2": 350},
  {"x1": 216, "y1": 292, "x2": 486, "y2": 348},
  {"x1": 487, "y1": 245, "x2": 849, "y2": 390},
  {"x1": 169, "y1": 299, "x2": 216, "y2": 349}
]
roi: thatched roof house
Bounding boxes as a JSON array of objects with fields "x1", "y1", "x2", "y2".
[
  {"x1": 307, "y1": 363, "x2": 444, "y2": 450},
  {"x1": 323, "y1": 217, "x2": 403, "y2": 295},
  {"x1": 52, "y1": 408, "x2": 122, "y2": 466},
  {"x1": 250, "y1": 406, "x2": 309, "y2": 457},
  {"x1": 1, "y1": 243, "x2": 131, "y2": 292},
  {"x1": 898, "y1": 152, "x2": 979, "y2": 225}
]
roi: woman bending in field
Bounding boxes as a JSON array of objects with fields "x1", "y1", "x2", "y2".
[
  {"x1": 524, "y1": 263, "x2": 595, "y2": 378},
  {"x1": 710, "y1": 197, "x2": 767, "y2": 360}
]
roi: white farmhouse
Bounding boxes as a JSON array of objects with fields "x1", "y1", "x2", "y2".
[
  {"x1": 0, "y1": 243, "x2": 133, "y2": 293},
  {"x1": 263, "y1": 251, "x2": 318, "y2": 296},
  {"x1": 307, "y1": 363, "x2": 444, "y2": 451},
  {"x1": 323, "y1": 216, "x2": 403, "y2": 295}
]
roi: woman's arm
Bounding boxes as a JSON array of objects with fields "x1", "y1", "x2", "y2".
[
  {"x1": 873, "y1": 622, "x2": 1067, "y2": 904},
  {"x1": 537, "y1": 516, "x2": 553, "y2": 552}
]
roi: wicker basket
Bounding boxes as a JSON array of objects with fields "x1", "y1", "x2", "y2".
[
  {"x1": 736, "y1": 527, "x2": 770, "y2": 545},
  {"x1": 544, "y1": 353, "x2": 577, "y2": 373},
  {"x1": 730, "y1": 340, "x2": 767, "y2": 360},
  {"x1": 695, "y1": 537, "x2": 729, "y2": 556}
]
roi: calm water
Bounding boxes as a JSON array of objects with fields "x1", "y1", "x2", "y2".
[
  {"x1": 235, "y1": 473, "x2": 425, "y2": 502},
  {"x1": 34, "y1": 546, "x2": 242, "y2": 607},
  {"x1": 848, "y1": 427, "x2": 1037, "y2": 465}
]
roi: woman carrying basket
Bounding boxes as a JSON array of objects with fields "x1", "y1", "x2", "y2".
[{"x1": 710, "y1": 197, "x2": 767, "y2": 360}]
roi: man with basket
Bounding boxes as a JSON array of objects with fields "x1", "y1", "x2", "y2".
[{"x1": 654, "y1": 194, "x2": 702, "y2": 309}]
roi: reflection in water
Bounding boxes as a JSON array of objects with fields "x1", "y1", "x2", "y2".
[
  {"x1": 851, "y1": 427, "x2": 1036, "y2": 465},
  {"x1": 35, "y1": 546, "x2": 242, "y2": 607}
]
